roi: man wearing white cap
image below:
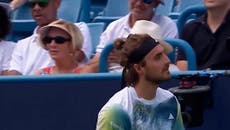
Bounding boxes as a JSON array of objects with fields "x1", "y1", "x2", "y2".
[{"x1": 82, "y1": 0, "x2": 178, "y2": 73}]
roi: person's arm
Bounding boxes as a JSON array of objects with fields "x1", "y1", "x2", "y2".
[
  {"x1": 80, "y1": 54, "x2": 100, "y2": 73},
  {"x1": 107, "y1": 49, "x2": 121, "y2": 66},
  {"x1": 5, "y1": 40, "x2": 24, "y2": 75},
  {"x1": 175, "y1": 21, "x2": 197, "y2": 71},
  {"x1": 96, "y1": 104, "x2": 131, "y2": 130},
  {"x1": 1, "y1": 70, "x2": 8, "y2": 75},
  {"x1": 10, "y1": 0, "x2": 27, "y2": 10},
  {"x1": 176, "y1": 60, "x2": 188, "y2": 71},
  {"x1": 6, "y1": 70, "x2": 22, "y2": 75},
  {"x1": 33, "y1": 70, "x2": 42, "y2": 75},
  {"x1": 1, "y1": 42, "x2": 16, "y2": 75}
]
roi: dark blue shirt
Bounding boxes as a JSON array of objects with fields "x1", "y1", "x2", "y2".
[{"x1": 177, "y1": 10, "x2": 230, "y2": 70}]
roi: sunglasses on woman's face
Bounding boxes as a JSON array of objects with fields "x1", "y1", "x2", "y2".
[
  {"x1": 28, "y1": 1, "x2": 49, "y2": 8},
  {"x1": 143, "y1": 0, "x2": 153, "y2": 4},
  {"x1": 42, "y1": 36, "x2": 71, "y2": 45}
]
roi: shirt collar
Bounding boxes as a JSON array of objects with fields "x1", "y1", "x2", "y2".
[
  {"x1": 124, "y1": 13, "x2": 132, "y2": 32},
  {"x1": 31, "y1": 26, "x2": 39, "y2": 43}
]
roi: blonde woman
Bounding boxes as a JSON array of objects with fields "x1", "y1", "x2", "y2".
[{"x1": 34, "y1": 19, "x2": 84, "y2": 75}]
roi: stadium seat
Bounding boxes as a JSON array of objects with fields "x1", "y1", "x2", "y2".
[
  {"x1": 99, "y1": 38, "x2": 197, "y2": 72},
  {"x1": 102, "y1": 0, "x2": 128, "y2": 16},
  {"x1": 6, "y1": 19, "x2": 36, "y2": 42},
  {"x1": 11, "y1": 0, "x2": 90, "y2": 22},
  {"x1": 165, "y1": 38, "x2": 197, "y2": 70},
  {"x1": 93, "y1": 0, "x2": 128, "y2": 28},
  {"x1": 169, "y1": 0, "x2": 203, "y2": 21},
  {"x1": 174, "y1": 0, "x2": 203, "y2": 12},
  {"x1": 11, "y1": 3, "x2": 33, "y2": 20},
  {"x1": 90, "y1": 0, "x2": 108, "y2": 20},
  {"x1": 177, "y1": 5, "x2": 206, "y2": 32},
  {"x1": 93, "y1": 16, "x2": 121, "y2": 29},
  {"x1": 87, "y1": 22, "x2": 105, "y2": 57},
  {"x1": 58, "y1": 0, "x2": 90, "y2": 22},
  {"x1": 155, "y1": 0, "x2": 176, "y2": 16}
]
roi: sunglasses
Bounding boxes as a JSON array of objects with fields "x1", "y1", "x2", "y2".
[
  {"x1": 143, "y1": 0, "x2": 153, "y2": 4},
  {"x1": 42, "y1": 36, "x2": 71, "y2": 45},
  {"x1": 28, "y1": 1, "x2": 49, "y2": 8}
]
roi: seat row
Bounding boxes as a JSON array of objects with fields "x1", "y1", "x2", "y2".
[
  {"x1": 8, "y1": 0, "x2": 203, "y2": 22},
  {"x1": 6, "y1": 5, "x2": 206, "y2": 71}
]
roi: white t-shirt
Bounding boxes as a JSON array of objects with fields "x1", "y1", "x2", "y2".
[
  {"x1": 0, "y1": 40, "x2": 15, "y2": 72},
  {"x1": 9, "y1": 22, "x2": 92, "y2": 75},
  {"x1": 97, "y1": 87, "x2": 185, "y2": 130},
  {"x1": 96, "y1": 13, "x2": 178, "y2": 72}
]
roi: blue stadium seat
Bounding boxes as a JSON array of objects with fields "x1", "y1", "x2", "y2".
[
  {"x1": 174, "y1": 0, "x2": 203, "y2": 12},
  {"x1": 155, "y1": 0, "x2": 176, "y2": 16},
  {"x1": 102, "y1": 0, "x2": 128, "y2": 16},
  {"x1": 87, "y1": 22, "x2": 105, "y2": 57},
  {"x1": 169, "y1": 0, "x2": 203, "y2": 21},
  {"x1": 93, "y1": 0, "x2": 128, "y2": 28},
  {"x1": 11, "y1": 3, "x2": 33, "y2": 20},
  {"x1": 99, "y1": 38, "x2": 197, "y2": 72},
  {"x1": 11, "y1": 0, "x2": 90, "y2": 22},
  {"x1": 98, "y1": 41, "x2": 113, "y2": 72},
  {"x1": 93, "y1": 16, "x2": 121, "y2": 29},
  {"x1": 58, "y1": 0, "x2": 90, "y2": 22},
  {"x1": 6, "y1": 19, "x2": 36, "y2": 42},
  {"x1": 90, "y1": 0, "x2": 108, "y2": 20},
  {"x1": 177, "y1": 5, "x2": 206, "y2": 32},
  {"x1": 165, "y1": 38, "x2": 197, "y2": 70}
]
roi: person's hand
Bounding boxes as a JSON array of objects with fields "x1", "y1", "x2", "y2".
[{"x1": 107, "y1": 49, "x2": 121, "y2": 65}]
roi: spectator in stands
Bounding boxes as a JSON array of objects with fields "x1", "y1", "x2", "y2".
[
  {"x1": 96, "y1": 34, "x2": 184, "y2": 130},
  {"x1": 10, "y1": 0, "x2": 26, "y2": 10},
  {"x1": 176, "y1": 0, "x2": 230, "y2": 70},
  {"x1": 81, "y1": 0, "x2": 178, "y2": 73},
  {"x1": 0, "y1": 4, "x2": 15, "y2": 75},
  {"x1": 6, "y1": 0, "x2": 91, "y2": 75},
  {"x1": 34, "y1": 19, "x2": 84, "y2": 75},
  {"x1": 121, "y1": 20, "x2": 179, "y2": 71}
]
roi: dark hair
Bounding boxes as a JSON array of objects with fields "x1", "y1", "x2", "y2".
[
  {"x1": 0, "y1": 5, "x2": 11, "y2": 39},
  {"x1": 114, "y1": 34, "x2": 157, "y2": 86}
]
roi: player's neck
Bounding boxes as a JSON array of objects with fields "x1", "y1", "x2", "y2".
[{"x1": 134, "y1": 79, "x2": 158, "y2": 100}]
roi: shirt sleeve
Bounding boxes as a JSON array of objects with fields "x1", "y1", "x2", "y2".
[
  {"x1": 162, "y1": 19, "x2": 178, "y2": 39},
  {"x1": 75, "y1": 22, "x2": 92, "y2": 62},
  {"x1": 96, "y1": 23, "x2": 115, "y2": 54},
  {"x1": 2, "y1": 43, "x2": 15, "y2": 71},
  {"x1": 9, "y1": 40, "x2": 24, "y2": 73},
  {"x1": 177, "y1": 22, "x2": 196, "y2": 61},
  {"x1": 96, "y1": 104, "x2": 131, "y2": 130},
  {"x1": 173, "y1": 97, "x2": 185, "y2": 130}
]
